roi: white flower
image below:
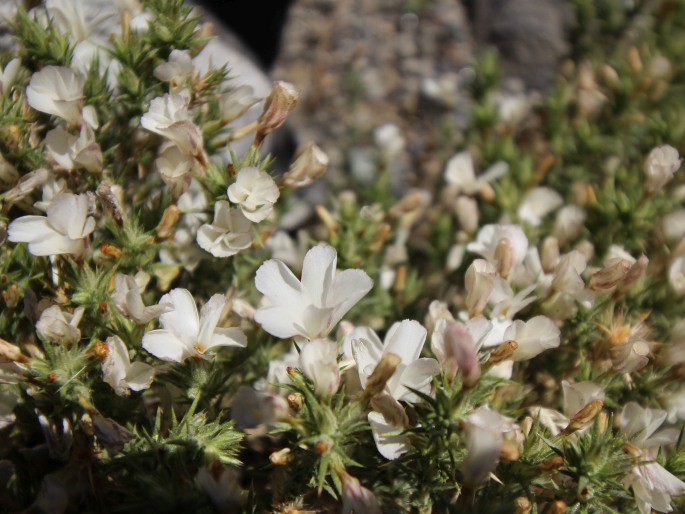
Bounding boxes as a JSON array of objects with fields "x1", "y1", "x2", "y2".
[
  {"x1": 462, "y1": 406, "x2": 516, "y2": 486},
  {"x1": 142, "y1": 289, "x2": 246, "y2": 363},
  {"x1": 154, "y1": 143, "x2": 198, "y2": 197},
  {"x1": 299, "y1": 339, "x2": 340, "y2": 398},
  {"x1": 36, "y1": 305, "x2": 85, "y2": 345},
  {"x1": 352, "y1": 320, "x2": 440, "y2": 460},
  {"x1": 517, "y1": 187, "x2": 563, "y2": 227},
  {"x1": 620, "y1": 402, "x2": 685, "y2": 514},
  {"x1": 431, "y1": 320, "x2": 481, "y2": 385},
  {"x1": 254, "y1": 245, "x2": 373, "y2": 340},
  {"x1": 101, "y1": 335, "x2": 155, "y2": 397},
  {"x1": 111, "y1": 272, "x2": 171, "y2": 324},
  {"x1": 26, "y1": 66, "x2": 86, "y2": 126},
  {"x1": 553, "y1": 205, "x2": 586, "y2": 244},
  {"x1": 220, "y1": 84, "x2": 259, "y2": 122},
  {"x1": 374, "y1": 123, "x2": 404, "y2": 161},
  {"x1": 644, "y1": 145, "x2": 681, "y2": 193},
  {"x1": 140, "y1": 89, "x2": 204, "y2": 157},
  {"x1": 44, "y1": 125, "x2": 103, "y2": 173},
  {"x1": 227, "y1": 167, "x2": 280, "y2": 223},
  {"x1": 45, "y1": 0, "x2": 112, "y2": 44},
  {"x1": 153, "y1": 49, "x2": 194, "y2": 88},
  {"x1": 340, "y1": 469, "x2": 382, "y2": 514},
  {"x1": 467, "y1": 224, "x2": 529, "y2": 270},
  {"x1": 196, "y1": 201, "x2": 253, "y2": 258},
  {"x1": 444, "y1": 151, "x2": 508, "y2": 195},
  {"x1": 503, "y1": 316, "x2": 560, "y2": 361},
  {"x1": 8, "y1": 192, "x2": 95, "y2": 256},
  {"x1": 464, "y1": 259, "x2": 496, "y2": 317},
  {"x1": 353, "y1": 320, "x2": 439, "y2": 403},
  {"x1": 0, "y1": 58, "x2": 21, "y2": 97},
  {"x1": 562, "y1": 380, "x2": 604, "y2": 418}
]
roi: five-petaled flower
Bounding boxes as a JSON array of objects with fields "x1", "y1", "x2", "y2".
[
  {"x1": 254, "y1": 244, "x2": 373, "y2": 340},
  {"x1": 7, "y1": 192, "x2": 95, "y2": 257},
  {"x1": 142, "y1": 288, "x2": 246, "y2": 363}
]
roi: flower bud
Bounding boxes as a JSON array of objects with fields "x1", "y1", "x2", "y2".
[
  {"x1": 547, "y1": 499, "x2": 567, "y2": 514},
  {"x1": 615, "y1": 254, "x2": 648, "y2": 296},
  {"x1": 363, "y1": 353, "x2": 401, "y2": 399},
  {"x1": 644, "y1": 145, "x2": 681, "y2": 193},
  {"x1": 611, "y1": 340, "x2": 649, "y2": 373},
  {"x1": 465, "y1": 259, "x2": 495, "y2": 318},
  {"x1": 488, "y1": 340, "x2": 519, "y2": 364},
  {"x1": 541, "y1": 237, "x2": 560, "y2": 273},
  {"x1": 97, "y1": 182, "x2": 125, "y2": 227},
  {"x1": 4, "y1": 168, "x2": 49, "y2": 207},
  {"x1": 560, "y1": 399, "x2": 603, "y2": 436},
  {"x1": 514, "y1": 496, "x2": 532, "y2": 514},
  {"x1": 269, "y1": 448, "x2": 293, "y2": 465},
  {"x1": 442, "y1": 321, "x2": 481, "y2": 387},
  {"x1": 495, "y1": 237, "x2": 515, "y2": 279},
  {"x1": 255, "y1": 81, "x2": 299, "y2": 144},
  {"x1": 455, "y1": 196, "x2": 479, "y2": 234},
  {"x1": 282, "y1": 142, "x2": 329, "y2": 188},
  {"x1": 155, "y1": 204, "x2": 180, "y2": 239},
  {"x1": 0, "y1": 337, "x2": 28, "y2": 363}
]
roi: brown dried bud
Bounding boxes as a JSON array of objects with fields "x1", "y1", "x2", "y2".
[
  {"x1": 97, "y1": 182, "x2": 126, "y2": 227},
  {"x1": 364, "y1": 353, "x2": 401, "y2": 399},
  {"x1": 314, "y1": 437, "x2": 331, "y2": 455},
  {"x1": 0, "y1": 337, "x2": 29, "y2": 363},
  {"x1": 561, "y1": 399, "x2": 604, "y2": 436},
  {"x1": 155, "y1": 205, "x2": 180, "y2": 239},
  {"x1": 615, "y1": 255, "x2": 648, "y2": 297},
  {"x1": 369, "y1": 223, "x2": 391, "y2": 253},
  {"x1": 100, "y1": 244, "x2": 123, "y2": 259},
  {"x1": 315, "y1": 205, "x2": 338, "y2": 237},
  {"x1": 2, "y1": 283, "x2": 20, "y2": 308},
  {"x1": 539, "y1": 455, "x2": 564, "y2": 473},
  {"x1": 93, "y1": 340, "x2": 109, "y2": 360},
  {"x1": 541, "y1": 237, "x2": 560, "y2": 274},
  {"x1": 489, "y1": 340, "x2": 519, "y2": 365},
  {"x1": 287, "y1": 392, "x2": 303, "y2": 410}
]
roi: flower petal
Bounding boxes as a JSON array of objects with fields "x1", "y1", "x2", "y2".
[
  {"x1": 368, "y1": 411, "x2": 411, "y2": 460},
  {"x1": 301, "y1": 244, "x2": 337, "y2": 307},
  {"x1": 142, "y1": 329, "x2": 189, "y2": 363},
  {"x1": 383, "y1": 320, "x2": 427, "y2": 365},
  {"x1": 158, "y1": 288, "x2": 199, "y2": 345},
  {"x1": 388, "y1": 358, "x2": 440, "y2": 402},
  {"x1": 124, "y1": 361, "x2": 155, "y2": 391}
]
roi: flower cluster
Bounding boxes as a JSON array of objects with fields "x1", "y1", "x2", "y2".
[{"x1": 0, "y1": 1, "x2": 684, "y2": 514}]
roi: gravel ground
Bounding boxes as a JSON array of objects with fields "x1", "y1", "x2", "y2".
[{"x1": 272, "y1": 0, "x2": 476, "y2": 193}]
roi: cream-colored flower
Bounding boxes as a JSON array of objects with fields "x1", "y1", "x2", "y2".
[
  {"x1": 227, "y1": 167, "x2": 280, "y2": 223},
  {"x1": 26, "y1": 66, "x2": 85, "y2": 126},
  {"x1": 196, "y1": 201, "x2": 253, "y2": 258},
  {"x1": 644, "y1": 145, "x2": 681, "y2": 193},
  {"x1": 44, "y1": 126, "x2": 103, "y2": 173}
]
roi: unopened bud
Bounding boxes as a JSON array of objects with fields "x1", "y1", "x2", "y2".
[
  {"x1": 255, "y1": 81, "x2": 299, "y2": 144},
  {"x1": 0, "y1": 337, "x2": 29, "y2": 363},
  {"x1": 2, "y1": 283, "x2": 20, "y2": 308},
  {"x1": 623, "y1": 442, "x2": 643, "y2": 459},
  {"x1": 269, "y1": 448, "x2": 294, "y2": 465},
  {"x1": 364, "y1": 353, "x2": 401, "y2": 399},
  {"x1": 443, "y1": 321, "x2": 481, "y2": 387},
  {"x1": 314, "y1": 436, "x2": 332, "y2": 455},
  {"x1": 369, "y1": 223, "x2": 391, "y2": 253},
  {"x1": 561, "y1": 399, "x2": 603, "y2": 436},
  {"x1": 628, "y1": 46, "x2": 643, "y2": 73},
  {"x1": 283, "y1": 142, "x2": 329, "y2": 188},
  {"x1": 97, "y1": 182, "x2": 126, "y2": 227},
  {"x1": 599, "y1": 64, "x2": 620, "y2": 90},
  {"x1": 315, "y1": 205, "x2": 338, "y2": 237},
  {"x1": 589, "y1": 258, "x2": 631, "y2": 290},
  {"x1": 155, "y1": 205, "x2": 180, "y2": 239},
  {"x1": 514, "y1": 496, "x2": 532, "y2": 514},
  {"x1": 4, "y1": 168, "x2": 49, "y2": 207},
  {"x1": 495, "y1": 238, "x2": 515, "y2": 279},
  {"x1": 488, "y1": 340, "x2": 519, "y2": 365},
  {"x1": 499, "y1": 439, "x2": 519, "y2": 461},
  {"x1": 541, "y1": 237, "x2": 560, "y2": 274},
  {"x1": 455, "y1": 196, "x2": 479, "y2": 235},
  {"x1": 520, "y1": 416, "x2": 534, "y2": 437},
  {"x1": 539, "y1": 455, "x2": 564, "y2": 473},
  {"x1": 547, "y1": 500, "x2": 566, "y2": 514},
  {"x1": 93, "y1": 339, "x2": 109, "y2": 360}
]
